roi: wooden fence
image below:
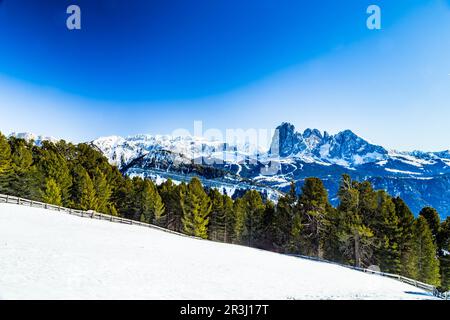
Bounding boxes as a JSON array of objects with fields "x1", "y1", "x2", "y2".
[{"x1": 0, "y1": 193, "x2": 198, "y2": 239}]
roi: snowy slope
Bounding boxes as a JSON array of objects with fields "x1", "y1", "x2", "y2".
[{"x1": 0, "y1": 203, "x2": 437, "y2": 300}]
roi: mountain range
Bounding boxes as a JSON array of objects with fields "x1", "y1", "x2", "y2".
[{"x1": 10, "y1": 123, "x2": 450, "y2": 218}]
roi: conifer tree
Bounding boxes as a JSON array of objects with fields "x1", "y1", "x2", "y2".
[
  {"x1": 108, "y1": 203, "x2": 119, "y2": 217},
  {"x1": 113, "y1": 177, "x2": 135, "y2": 219},
  {"x1": 139, "y1": 179, "x2": 164, "y2": 224},
  {"x1": 261, "y1": 200, "x2": 276, "y2": 250},
  {"x1": 337, "y1": 174, "x2": 375, "y2": 267},
  {"x1": 180, "y1": 177, "x2": 211, "y2": 239},
  {"x1": 438, "y1": 217, "x2": 450, "y2": 290},
  {"x1": 287, "y1": 211, "x2": 303, "y2": 254},
  {"x1": 158, "y1": 179, "x2": 184, "y2": 231},
  {"x1": 208, "y1": 188, "x2": 227, "y2": 241},
  {"x1": 273, "y1": 182, "x2": 297, "y2": 252},
  {"x1": 392, "y1": 197, "x2": 416, "y2": 277},
  {"x1": 410, "y1": 216, "x2": 441, "y2": 286},
  {"x1": 321, "y1": 206, "x2": 342, "y2": 262},
  {"x1": 8, "y1": 137, "x2": 39, "y2": 199},
  {"x1": 223, "y1": 193, "x2": 235, "y2": 243},
  {"x1": 0, "y1": 132, "x2": 12, "y2": 193},
  {"x1": 373, "y1": 191, "x2": 401, "y2": 274},
  {"x1": 419, "y1": 207, "x2": 441, "y2": 243},
  {"x1": 233, "y1": 198, "x2": 246, "y2": 244},
  {"x1": 36, "y1": 142, "x2": 72, "y2": 205},
  {"x1": 42, "y1": 178, "x2": 62, "y2": 206},
  {"x1": 79, "y1": 171, "x2": 98, "y2": 211},
  {"x1": 238, "y1": 190, "x2": 265, "y2": 248},
  {"x1": 298, "y1": 178, "x2": 331, "y2": 258},
  {"x1": 93, "y1": 168, "x2": 112, "y2": 214}
]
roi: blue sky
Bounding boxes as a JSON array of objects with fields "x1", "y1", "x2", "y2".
[{"x1": 0, "y1": 0, "x2": 449, "y2": 151}]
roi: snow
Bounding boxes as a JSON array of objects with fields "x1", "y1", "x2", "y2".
[
  {"x1": 319, "y1": 143, "x2": 331, "y2": 158},
  {"x1": 92, "y1": 134, "x2": 266, "y2": 169},
  {"x1": 388, "y1": 151, "x2": 437, "y2": 167},
  {"x1": 352, "y1": 152, "x2": 385, "y2": 166},
  {"x1": 0, "y1": 203, "x2": 438, "y2": 300},
  {"x1": 9, "y1": 132, "x2": 58, "y2": 147},
  {"x1": 385, "y1": 168, "x2": 422, "y2": 175}
]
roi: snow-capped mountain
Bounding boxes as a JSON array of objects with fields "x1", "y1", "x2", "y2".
[
  {"x1": 9, "y1": 132, "x2": 58, "y2": 147},
  {"x1": 268, "y1": 122, "x2": 387, "y2": 167},
  {"x1": 91, "y1": 123, "x2": 450, "y2": 217}
]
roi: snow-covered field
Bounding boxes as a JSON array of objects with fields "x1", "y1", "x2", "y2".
[{"x1": 0, "y1": 203, "x2": 437, "y2": 300}]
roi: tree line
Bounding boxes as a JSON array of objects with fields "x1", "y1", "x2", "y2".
[{"x1": 0, "y1": 132, "x2": 449, "y2": 290}]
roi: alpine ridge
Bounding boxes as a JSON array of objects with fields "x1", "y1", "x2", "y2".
[{"x1": 11, "y1": 123, "x2": 450, "y2": 218}]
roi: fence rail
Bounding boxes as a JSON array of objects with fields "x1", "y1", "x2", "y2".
[
  {"x1": 289, "y1": 254, "x2": 449, "y2": 299},
  {"x1": 0, "y1": 193, "x2": 198, "y2": 240},
  {"x1": 0, "y1": 193, "x2": 448, "y2": 300}
]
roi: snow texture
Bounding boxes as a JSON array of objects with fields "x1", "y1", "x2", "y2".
[{"x1": 0, "y1": 203, "x2": 437, "y2": 300}]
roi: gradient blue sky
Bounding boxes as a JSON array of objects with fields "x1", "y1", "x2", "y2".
[{"x1": 0, "y1": 0, "x2": 449, "y2": 151}]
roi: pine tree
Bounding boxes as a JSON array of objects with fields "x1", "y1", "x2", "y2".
[
  {"x1": 239, "y1": 190, "x2": 265, "y2": 248},
  {"x1": 112, "y1": 177, "x2": 135, "y2": 219},
  {"x1": 42, "y1": 178, "x2": 62, "y2": 206},
  {"x1": 8, "y1": 138, "x2": 39, "y2": 199},
  {"x1": 233, "y1": 198, "x2": 246, "y2": 244},
  {"x1": 208, "y1": 188, "x2": 226, "y2": 241},
  {"x1": 35, "y1": 142, "x2": 72, "y2": 205},
  {"x1": 108, "y1": 203, "x2": 119, "y2": 217},
  {"x1": 298, "y1": 178, "x2": 331, "y2": 258},
  {"x1": 158, "y1": 179, "x2": 184, "y2": 231},
  {"x1": 139, "y1": 179, "x2": 164, "y2": 224},
  {"x1": 273, "y1": 182, "x2": 297, "y2": 252},
  {"x1": 180, "y1": 177, "x2": 211, "y2": 239},
  {"x1": 79, "y1": 171, "x2": 98, "y2": 211},
  {"x1": 0, "y1": 132, "x2": 12, "y2": 193},
  {"x1": 321, "y1": 206, "x2": 342, "y2": 262},
  {"x1": 261, "y1": 200, "x2": 276, "y2": 250},
  {"x1": 410, "y1": 216, "x2": 441, "y2": 286},
  {"x1": 373, "y1": 191, "x2": 401, "y2": 274},
  {"x1": 392, "y1": 197, "x2": 416, "y2": 278},
  {"x1": 287, "y1": 211, "x2": 303, "y2": 254},
  {"x1": 336, "y1": 174, "x2": 375, "y2": 267},
  {"x1": 93, "y1": 168, "x2": 112, "y2": 214},
  {"x1": 438, "y1": 217, "x2": 450, "y2": 290},
  {"x1": 419, "y1": 207, "x2": 441, "y2": 243},
  {"x1": 223, "y1": 193, "x2": 235, "y2": 243}
]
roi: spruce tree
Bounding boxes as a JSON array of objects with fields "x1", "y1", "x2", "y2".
[
  {"x1": 438, "y1": 217, "x2": 450, "y2": 290},
  {"x1": 79, "y1": 171, "x2": 98, "y2": 211},
  {"x1": 273, "y1": 182, "x2": 297, "y2": 252},
  {"x1": 208, "y1": 188, "x2": 226, "y2": 241},
  {"x1": 159, "y1": 179, "x2": 185, "y2": 231},
  {"x1": 410, "y1": 216, "x2": 441, "y2": 286},
  {"x1": 337, "y1": 175, "x2": 375, "y2": 267},
  {"x1": 8, "y1": 138, "x2": 39, "y2": 199},
  {"x1": 223, "y1": 193, "x2": 235, "y2": 243},
  {"x1": 0, "y1": 132, "x2": 12, "y2": 193},
  {"x1": 35, "y1": 142, "x2": 72, "y2": 205},
  {"x1": 139, "y1": 179, "x2": 164, "y2": 224},
  {"x1": 419, "y1": 207, "x2": 441, "y2": 243},
  {"x1": 261, "y1": 200, "x2": 276, "y2": 250},
  {"x1": 298, "y1": 177, "x2": 331, "y2": 258},
  {"x1": 373, "y1": 191, "x2": 401, "y2": 274},
  {"x1": 392, "y1": 197, "x2": 416, "y2": 278},
  {"x1": 238, "y1": 190, "x2": 265, "y2": 248},
  {"x1": 180, "y1": 177, "x2": 211, "y2": 239},
  {"x1": 113, "y1": 177, "x2": 135, "y2": 219},
  {"x1": 93, "y1": 168, "x2": 112, "y2": 214},
  {"x1": 233, "y1": 198, "x2": 246, "y2": 244},
  {"x1": 42, "y1": 178, "x2": 63, "y2": 206}
]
